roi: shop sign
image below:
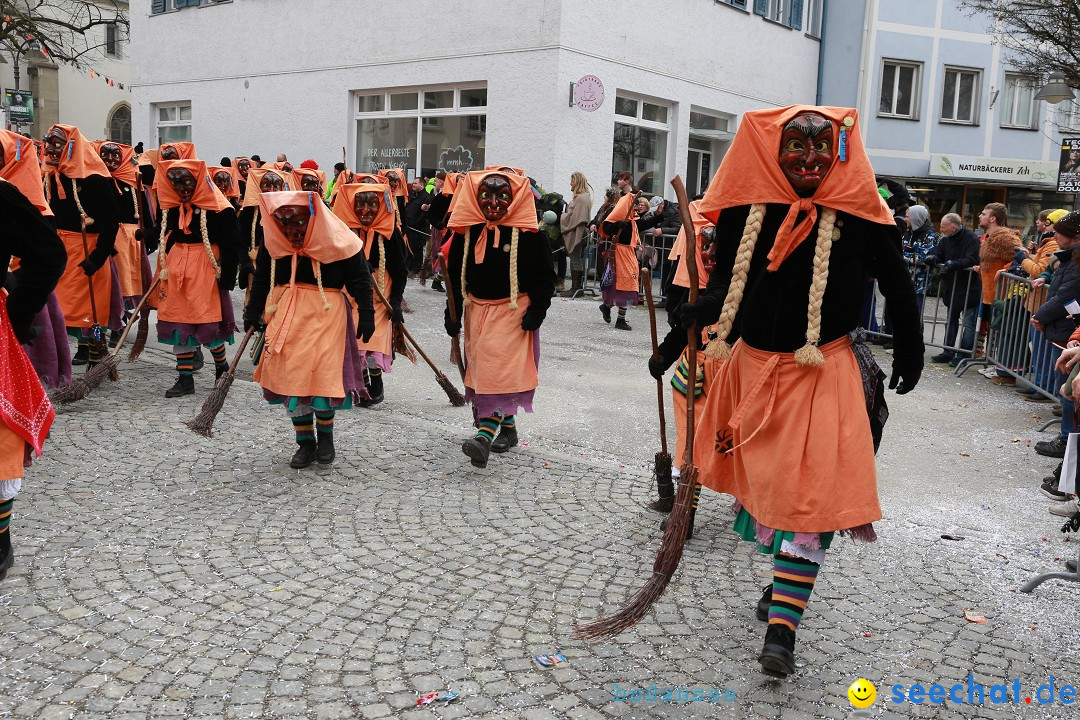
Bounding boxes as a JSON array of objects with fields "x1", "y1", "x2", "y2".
[
  {"x1": 1057, "y1": 138, "x2": 1080, "y2": 193},
  {"x1": 439, "y1": 145, "x2": 475, "y2": 173},
  {"x1": 928, "y1": 153, "x2": 1057, "y2": 186},
  {"x1": 362, "y1": 146, "x2": 415, "y2": 172},
  {"x1": 572, "y1": 75, "x2": 604, "y2": 112}
]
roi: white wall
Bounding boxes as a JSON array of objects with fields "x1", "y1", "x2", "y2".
[{"x1": 131, "y1": 0, "x2": 820, "y2": 201}]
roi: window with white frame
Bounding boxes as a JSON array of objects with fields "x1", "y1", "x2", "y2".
[
  {"x1": 1056, "y1": 99, "x2": 1080, "y2": 133},
  {"x1": 753, "y1": 0, "x2": 805, "y2": 30},
  {"x1": 804, "y1": 0, "x2": 823, "y2": 37},
  {"x1": 940, "y1": 67, "x2": 980, "y2": 124},
  {"x1": 1001, "y1": 73, "x2": 1038, "y2": 129},
  {"x1": 611, "y1": 92, "x2": 671, "y2": 197},
  {"x1": 879, "y1": 60, "x2": 921, "y2": 119},
  {"x1": 105, "y1": 23, "x2": 122, "y2": 58},
  {"x1": 716, "y1": 0, "x2": 747, "y2": 8},
  {"x1": 152, "y1": 0, "x2": 231, "y2": 13},
  {"x1": 352, "y1": 85, "x2": 487, "y2": 178},
  {"x1": 155, "y1": 102, "x2": 191, "y2": 144}
]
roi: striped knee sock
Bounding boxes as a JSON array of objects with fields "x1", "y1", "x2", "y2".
[
  {"x1": 315, "y1": 410, "x2": 334, "y2": 435},
  {"x1": 367, "y1": 367, "x2": 382, "y2": 380},
  {"x1": 0, "y1": 498, "x2": 11, "y2": 557},
  {"x1": 208, "y1": 343, "x2": 228, "y2": 369},
  {"x1": 691, "y1": 482, "x2": 702, "y2": 510},
  {"x1": 500, "y1": 414, "x2": 516, "y2": 430},
  {"x1": 476, "y1": 415, "x2": 500, "y2": 442},
  {"x1": 769, "y1": 553, "x2": 820, "y2": 630},
  {"x1": 176, "y1": 351, "x2": 195, "y2": 376},
  {"x1": 291, "y1": 414, "x2": 315, "y2": 444},
  {"x1": 617, "y1": 306, "x2": 627, "y2": 319}
]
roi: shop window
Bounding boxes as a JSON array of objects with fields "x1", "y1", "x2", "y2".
[
  {"x1": 940, "y1": 67, "x2": 980, "y2": 125},
  {"x1": 1001, "y1": 73, "x2": 1038, "y2": 130},
  {"x1": 353, "y1": 86, "x2": 487, "y2": 178},
  {"x1": 879, "y1": 60, "x2": 921, "y2": 119},
  {"x1": 611, "y1": 92, "x2": 671, "y2": 197},
  {"x1": 155, "y1": 101, "x2": 191, "y2": 144}
]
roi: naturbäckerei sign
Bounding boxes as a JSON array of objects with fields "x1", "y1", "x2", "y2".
[{"x1": 929, "y1": 154, "x2": 1058, "y2": 186}]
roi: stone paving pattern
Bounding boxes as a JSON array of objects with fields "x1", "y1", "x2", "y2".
[{"x1": 1, "y1": 284, "x2": 1076, "y2": 719}]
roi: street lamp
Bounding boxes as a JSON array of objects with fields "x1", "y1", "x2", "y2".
[{"x1": 1034, "y1": 71, "x2": 1075, "y2": 105}]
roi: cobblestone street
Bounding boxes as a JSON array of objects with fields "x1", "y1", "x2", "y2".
[{"x1": 1, "y1": 284, "x2": 1077, "y2": 720}]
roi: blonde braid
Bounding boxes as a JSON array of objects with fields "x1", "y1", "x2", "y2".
[
  {"x1": 377, "y1": 235, "x2": 387, "y2": 295},
  {"x1": 71, "y1": 183, "x2": 94, "y2": 229},
  {"x1": 793, "y1": 207, "x2": 837, "y2": 368},
  {"x1": 157, "y1": 207, "x2": 170, "y2": 285},
  {"x1": 266, "y1": 258, "x2": 279, "y2": 314},
  {"x1": 131, "y1": 187, "x2": 140, "y2": 222},
  {"x1": 199, "y1": 209, "x2": 221, "y2": 279},
  {"x1": 315, "y1": 260, "x2": 330, "y2": 310},
  {"x1": 44, "y1": 174, "x2": 51, "y2": 203},
  {"x1": 704, "y1": 203, "x2": 766, "y2": 361},
  {"x1": 249, "y1": 206, "x2": 260, "y2": 261},
  {"x1": 509, "y1": 227, "x2": 520, "y2": 310},
  {"x1": 460, "y1": 229, "x2": 471, "y2": 307}
]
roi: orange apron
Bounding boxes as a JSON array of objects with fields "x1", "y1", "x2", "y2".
[
  {"x1": 353, "y1": 277, "x2": 393, "y2": 358},
  {"x1": 54, "y1": 230, "x2": 114, "y2": 329},
  {"x1": 464, "y1": 294, "x2": 537, "y2": 395},
  {"x1": 692, "y1": 336, "x2": 879, "y2": 533},
  {"x1": 114, "y1": 223, "x2": 144, "y2": 298},
  {"x1": 0, "y1": 423, "x2": 25, "y2": 480},
  {"x1": 672, "y1": 349, "x2": 720, "y2": 468},
  {"x1": 157, "y1": 243, "x2": 222, "y2": 325},
  {"x1": 255, "y1": 283, "x2": 347, "y2": 400},
  {"x1": 613, "y1": 244, "x2": 640, "y2": 293}
]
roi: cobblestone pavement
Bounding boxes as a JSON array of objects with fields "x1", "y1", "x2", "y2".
[{"x1": 1, "y1": 282, "x2": 1077, "y2": 720}]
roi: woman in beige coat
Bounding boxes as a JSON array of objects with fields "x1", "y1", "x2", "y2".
[{"x1": 559, "y1": 172, "x2": 593, "y2": 297}]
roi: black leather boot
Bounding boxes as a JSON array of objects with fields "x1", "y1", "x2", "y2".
[
  {"x1": 599, "y1": 304, "x2": 611, "y2": 323},
  {"x1": 165, "y1": 375, "x2": 195, "y2": 398},
  {"x1": 72, "y1": 344, "x2": 89, "y2": 366},
  {"x1": 317, "y1": 433, "x2": 335, "y2": 465},
  {"x1": 756, "y1": 584, "x2": 773, "y2": 621},
  {"x1": 290, "y1": 442, "x2": 318, "y2": 469},
  {"x1": 758, "y1": 624, "x2": 797, "y2": 678},
  {"x1": 360, "y1": 373, "x2": 384, "y2": 407},
  {"x1": 491, "y1": 426, "x2": 518, "y2": 453},
  {"x1": 0, "y1": 528, "x2": 12, "y2": 583},
  {"x1": 461, "y1": 435, "x2": 492, "y2": 468}
]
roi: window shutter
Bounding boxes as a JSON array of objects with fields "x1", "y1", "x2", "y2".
[
  {"x1": 754, "y1": 0, "x2": 767, "y2": 16},
  {"x1": 790, "y1": 0, "x2": 804, "y2": 29},
  {"x1": 151, "y1": 0, "x2": 166, "y2": 12}
]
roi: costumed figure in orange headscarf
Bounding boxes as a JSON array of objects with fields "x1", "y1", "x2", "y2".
[
  {"x1": 244, "y1": 191, "x2": 375, "y2": 469},
  {"x1": 292, "y1": 167, "x2": 327, "y2": 201},
  {"x1": 1, "y1": 131, "x2": 71, "y2": 389},
  {"x1": 237, "y1": 166, "x2": 291, "y2": 291},
  {"x1": 150, "y1": 159, "x2": 241, "y2": 397},
  {"x1": 0, "y1": 175, "x2": 66, "y2": 583},
  {"x1": 677, "y1": 107, "x2": 923, "y2": 677},
  {"x1": 444, "y1": 170, "x2": 555, "y2": 468},
  {"x1": 598, "y1": 192, "x2": 642, "y2": 330},
  {"x1": 332, "y1": 182, "x2": 407, "y2": 405},
  {"x1": 42, "y1": 124, "x2": 123, "y2": 369},
  {"x1": 209, "y1": 165, "x2": 243, "y2": 210},
  {"x1": 93, "y1": 141, "x2": 155, "y2": 328},
  {"x1": 232, "y1": 156, "x2": 253, "y2": 199}
]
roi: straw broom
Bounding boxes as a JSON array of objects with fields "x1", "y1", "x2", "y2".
[
  {"x1": 51, "y1": 277, "x2": 162, "y2": 404},
  {"x1": 370, "y1": 282, "x2": 466, "y2": 406},
  {"x1": 185, "y1": 327, "x2": 257, "y2": 437},
  {"x1": 640, "y1": 268, "x2": 674, "y2": 513},
  {"x1": 575, "y1": 175, "x2": 701, "y2": 639}
]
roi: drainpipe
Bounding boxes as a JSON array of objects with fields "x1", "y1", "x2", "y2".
[{"x1": 815, "y1": 0, "x2": 828, "y2": 105}]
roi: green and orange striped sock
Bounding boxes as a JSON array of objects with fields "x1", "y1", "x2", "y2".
[
  {"x1": 768, "y1": 552, "x2": 819, "y2": 630},
  {"x1": 617, "y1": 306, "x2": 627, "y2": 320},
  {"x1": 291, "y1": 414, "x2": 315, "y2": 444},
  {"x1": 176, "y1": 351, "x2": 195, "y2": 376},
  {"x1": 208, "y1": 343, "x2": 228, "y2": 370},
  {"x1": 500, "y1": 414, "x2": 516, "y2": 430},
  {"x1": 476, "y1": 415, "x2": 500, "y2": 443},
  {"x1": 314, "y1": 410, "x2": 334, "y2": 435}
]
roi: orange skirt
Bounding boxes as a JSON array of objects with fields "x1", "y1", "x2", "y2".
[
  {"x1": 255, "y1": 283, "x2": 347, "y2": 400},
  {"x1": 114, "y1": 223, "x2": 145, "y2": 299},
  {"x1": 691, "y1": 337, "x2": 879, "y2": 533},
  {"x1": 0, "y1": 423, "x2": 26, "y2": 481},
  {"x1": 354, "y1": 278, "x2": 393, "y2": 359},
  {"x1": 54, "y1": 230, "x2": 115, "y2": 329},
  {"x1": 157, "y1": 243, "x2": 223, "y2": 325},
  {"x1": 463, "y1": 294, "x2": 537, "y2": 396},
  {"x1": 613, "y1": 244, "x2": 640, "y2": 293}
]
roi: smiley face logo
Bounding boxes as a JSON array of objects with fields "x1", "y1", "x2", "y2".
[{"x1": 847, "y1": 678, "x2": 876, "y2": 709}]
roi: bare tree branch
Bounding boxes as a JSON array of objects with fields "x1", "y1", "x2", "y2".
[
  {"x1": 961, "y1": 0, "x2": 1080, "y2": 87},
  {"x1": 0, "y1": 0, "x2": 128, "y2": 63}
]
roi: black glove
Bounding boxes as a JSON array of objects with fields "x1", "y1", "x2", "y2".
[
  {"x1": 1013, "y1": 246, "x2": 1028, "y2": 263},
  {"x1": 78, "y1": 257, "x2": 103, "y2": 276},
  {"x1": 242, "y1": 309, "x2": 264, "y2": 332},
  {"x1": 444, "y1": 307, "x2": 461, "y2": 337},
  {"x1": 941, "y1": 260, "x2": 959, "y2": 273},
  {"x1": 521, "y1": 309, "x2": 543, "y2": 331},
  {"x1": 923, "y1": 255, "x2": 939, "y2": 268},
  {"x1": 237, "y1": 261, "x2": 253, "y2": 290},
  {"x1": 13, "y1": 322, "x2": 39, "y2": 345},
  {"x1": 679, "y1": 299, "x2": 705, "y2": 330},
  {"x1": 648, "y1": 355, "x2": 665, "y2": 380},
  {"x1": 390, "y1": 302, "x2": 404, "y2": 325},
  {"x1": 888, "y1": 360, "x2": 922, "y2": 395},
  {"x1": 217, "y1": 272, "x2": 236, "y2": 292},
  {"x1": 356, "y1": 313, "x2": 375, "y2": 343}
]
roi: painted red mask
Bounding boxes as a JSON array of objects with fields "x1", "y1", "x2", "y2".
[
  {"x1": 99, "y1": 142, "x2": 123, "y2": 172},
  {"x1": 353, "y1": 191, "x2": 381, "y2": 227},
  {"x1": 166, "y1": 167, "x2": 197, "y2": 203},
  {"x1": 259, "y1": 171, "x2": 285, "y2": 193},
  {"x1": 272, "y1": 204, "x2": 311, "y2": 248},
  {"x1": 44, "y1": 128, "x2": 66, "y2": 167},
  {"x1": 160, "y1": 145, "x2": 181, "y2": 161},
  {"x1": 213, "y1": 170, "x2": 233, "y2": 194},
  {"x1": 778, "y1": 112, "x2": 834, "y2": 198},
  {"x1": 300, "y1": 174, "x2": 322, "y2": 193},
  {"x1": 237, "y1": 158, "x2": 251, "y2": 179},
  {"x1": 477, "y1": 174, "x2": 512, "y2": 223}
]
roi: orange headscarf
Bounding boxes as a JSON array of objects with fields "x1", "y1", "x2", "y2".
[
  {"x1": 44, "y1": 124, "x2": 110, "y2": 198},
  {"x1": 699, "y1": 105, "x2": 893, "y2": 271},
  {"x1": 159, "y1": 142, "x2": 197, "y2": 161},
  {"x1": 90, "y1": 139, "x2": 139, "y2": 187},
  {"x1": 446, "y1": 170, "x2": 538, "y2": 264},
  {"x1": 259, "y1": 190, "x2": 361, "y2": 265},
  {"x1": 207, "y1": 165, "x2": 241, "y2": 199},
  {"x1": 292, "y1": 168, "x2": 326, "y2": 195},
  {"x1": 597, "y1": 192, "x2": 640, "y2": 246},
  {"x1": 155, "y1": 159, "x2": 232, "y2": 232},
  {"x1": 669, "y1": 200, "x2": 711, "y2": 289},
  {"x1": 332, "y1": 182, "x2": 396, "y2": 256},
  {"x1": 0, "y1": 130, "x2": 51, "y2": 215},
  {"x1": 485, "y1": 164, "x2": 525, "y2": 176},
  {"x1": 242, "y1": 167, "x2": 292, "y2": 207},
  {"x1": 442, "y1": 172, "x2": 465, "y2": 196},
  {"x1": 380, "y1": 168, "x2": 407, "y2": 197}
]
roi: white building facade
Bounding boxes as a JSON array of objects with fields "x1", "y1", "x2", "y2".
[{"x1": 131, "y1": 0, "x2": 825, "y2": 199}]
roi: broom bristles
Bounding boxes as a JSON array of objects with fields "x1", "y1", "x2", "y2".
[
  {"x1": 185, "y1": 375, "x2": 234, "y2": 437},
  {"x1": 49, "y1": 377, "x2": 91, "y2": 404},
  {"x1": 82, "y1": 354, "x2": 120, "y2": 389},
  {"x1": 574, "y1": 465, "x2": 697, "y2": 640},
  {"x1": 438, "y1": 374, "x2": 467, "y2": 406},
  {"x1": 647, "y1": 451, "x2": 674, "y2": 513},
  {"x1": 128, "y1": 309, "x2": 150, "y2": 362}
]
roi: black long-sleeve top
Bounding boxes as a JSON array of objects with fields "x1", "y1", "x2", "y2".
[
  {"x1": 362, "y1": 227, "x2": 408, "y2": 308},
  {"x1": 445, "y1": 225, "x2": 555, "y2": 325},
  {"x1": 153, "y1": 207, "x2": 242, "y2": 292},
  {"x1": 427, "y1": 192, "x2": 452, "y2": 230},
  {"x1": 47, "y1": 173, "x2": 120, "y2": 272},
  {"x1": 108, "y1": 179, "x2": 153, "y2": 227},
  {"x1": 600, "y1": 220, "x2": 636, "y2": 245},
  {"x1": 238, "y1": 206, "x2": 264, "y2": 259},
  {"x1": 245, "y1": 244, "x2": 374, "y2": 330},
  {"x1": 691, "y1": 204, "x2": 923, "y2": 372},
  {"x1": 1, "y1": 181, "x2": 67, "y2": 338}
]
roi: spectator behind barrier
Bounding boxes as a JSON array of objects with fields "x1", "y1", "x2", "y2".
[{"x1": 926, "y1": 213, "x2": 981, "y2": 366}]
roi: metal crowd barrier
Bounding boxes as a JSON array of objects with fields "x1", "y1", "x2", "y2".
[{"x1": 572, "y1": 230, "x2": 678, "y2": 302}]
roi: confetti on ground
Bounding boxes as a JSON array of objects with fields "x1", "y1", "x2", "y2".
[{"x1": 964, "y1": 609, "x2": 987, "y2": 623}]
